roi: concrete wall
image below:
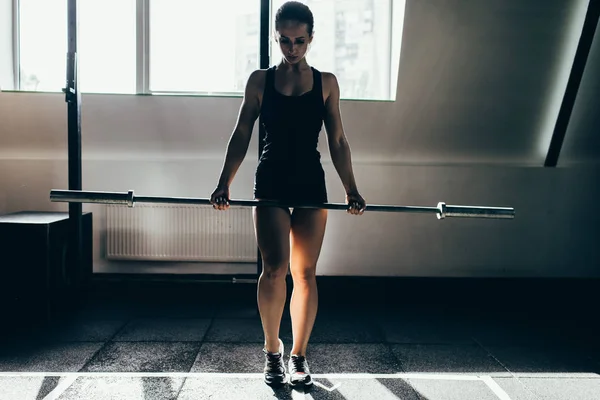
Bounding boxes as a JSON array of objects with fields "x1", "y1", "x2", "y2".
[{"x1": 1, "y1": 0, "x2": 598, "y2": 277}]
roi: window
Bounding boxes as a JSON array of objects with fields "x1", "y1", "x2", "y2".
[
  {"x1": 149, "y1": 0, "x2": 260, "y2": 94},
  {"x1": 18, "y1": 0, "x2": 66, "y2": 92},
  {"x1": 8, "y1": 0, "x2": 403, "y2": 100},
  {"x1": 270, "y1": 0, "x2": 397, "y2": 101},
  {"x1": 18, "y1": 0, "x2": 136, "y2": 94}
]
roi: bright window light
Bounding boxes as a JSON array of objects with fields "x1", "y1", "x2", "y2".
[
  {"x1": 149, "y1": 0, "x2": 260, "y2": 94},
  {"x1": 18, "y1": 0, "x2": 136, "y2": 94},
  {"x1": 14, "y1": 0, "x2": 403, "y2": 99},
  {"x1": 18, "y1": 0, "x2": 66, "y2": 92},
  {"x1": 270, "y1": 0, "x2": 397, "y2": 101}
]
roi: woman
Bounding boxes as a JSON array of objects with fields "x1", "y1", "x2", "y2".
[{"x1": 210, "y1": 1, "x2": 366, "y2": 388}]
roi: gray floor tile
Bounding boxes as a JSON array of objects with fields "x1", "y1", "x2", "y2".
[
  {"x1": 70, "y1": 302, "x2": 137, "y2": 320},
  {"x1": 374, "y1": 305, "x2": 479, "y2": 323},
  {"x1": 318, "y1": 306, "x2": 384, "y2": 319},
  {"x1": 80, "y1": 342, "x2": 200, "y2": 372},
  {"x1": 0, "y1": 376, "x2": 63, "y2": 400},
  {"x1": 203, "y1": 318, "x2": 293, "y2": 343},
  {"x1": 391, "y1": 344, "x2": 510, "y2": 375},
  {"x1": 112, "y1": 318, "x2": 211, "y2": 342},
  {"x1": 133, "y1": 303, "x2": 216, "y2": 319},
  {"x1": 0, "y1": 342, "x2": 104, "y2": 372},
  {"x1": 309, "y1": 378, "x2": 421, "y2": 400},
  {"x1": 1, "y1": 300, "x2": 596, "y2": 399},
  {"x1": 469, "y1": 317, "x2": 563, "y2": 347},
  {"x1": 379, "y1": 313, "x2": 476, "y2": 345},
  {"x1": 190, "y1": 341, "x2": 402, "y2": 374},
  {"x1": 407, "y1": 379, "x2": 502, "y2": 400},
  {"x1": 485, "y1": 345, "x2": 600, "y2": 374},
  {"x1": 57, "y1": 377, "x2": 185, "y2": 400},
  {"x1": 214, "y1": 304, "x2": 263, "y2": 319},
  {"x1": 305, "y1": 343, "x2": 402, "y2": 374},
  {"x1": 177, "y1": 377, "x2": 294, "y2": 400},
  {"x1": 178, "y1": 376, "x2": 423, "y2": 400},
  {"x1": 309, "y1": 314, "x2": 384, "y2": 343},
  {"x1": 492, "y1": 377, "x2": 545, "y2": 400},
  {"x1": 49, "y1": 317, "x2": 127, "y2": 342},
  {"x1": 513, "y1": 377, "x2": 600, "y2": 400},
  {"x1": 190, "y1": 342, "x2": 266, "y2": 373}
]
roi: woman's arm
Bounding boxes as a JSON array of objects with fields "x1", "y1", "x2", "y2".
[
  {"x1": 323, "y1": 72, "x2": 365, "y2": 214},
  {"x1": 216, "y1": 70, "x2": 264, "y2": 188}
]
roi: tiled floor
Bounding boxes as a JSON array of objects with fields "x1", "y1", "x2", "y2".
[{"x1": 1, "y1": 290, "x2": 599, "y2": 399}]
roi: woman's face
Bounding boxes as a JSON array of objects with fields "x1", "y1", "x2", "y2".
[{"x1": 276, "y1": 20, "x2": 312, "y2": 64}]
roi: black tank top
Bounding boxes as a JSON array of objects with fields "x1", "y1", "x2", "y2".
[{"x1": 258, "y1": 65, "x2": 326, "y2": 168}]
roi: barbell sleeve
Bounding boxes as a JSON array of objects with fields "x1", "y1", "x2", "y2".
[
  {"x1": 49, "y1": 189, "x2": 515, "y2": 219},
  {"x1": 436, "y1": 202, "x2": 514, "y2": 219},
  {"x1": 51, "y1": 189, "x2": 135, "y2": 207}
]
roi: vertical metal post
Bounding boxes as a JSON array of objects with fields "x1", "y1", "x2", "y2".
[
  {"x1": 12, "y1": 0, "x2": 20, "y2": 90},
  {"x1": 387, "y1": 0, "x2": 393, "y2": 101},
  {"x1": 65, "y1": 0, "x2": 83, "y2": 289},
  {"x1": 257, "y1": 0, "x2": 270, "y2": 279},
  {"x1": 136, "y1": 0, "x2": 150, "y2": 94}
]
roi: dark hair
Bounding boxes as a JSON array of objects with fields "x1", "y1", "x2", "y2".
[{"x1": 275, "y1": 1, "x2": 314, "y2": 36}]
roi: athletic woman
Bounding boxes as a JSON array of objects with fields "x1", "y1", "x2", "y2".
[{"x1": 210, "y1": 1, "x2": 366, "y2": 388}]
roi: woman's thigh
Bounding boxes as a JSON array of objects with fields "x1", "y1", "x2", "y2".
[
  {"x1": 289, "y1": 208, "x2": 328, "y2": 277},
  {"x1": 253, "y1": 203, "x2": 292, "y2": 271}
]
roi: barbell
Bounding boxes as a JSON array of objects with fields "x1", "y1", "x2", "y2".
[{"x1": 49, "y1": 189, "x2": 515, "y2": 220}]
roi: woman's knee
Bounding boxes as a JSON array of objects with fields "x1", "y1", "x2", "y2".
[
  {"x1": 291, "y1": 265, "x2": 317, "y2": 282},
  {"x1": 261, "y1": 261, "x2": 289, "y2": 280},
  {"x1": 254, "y1": 205, "x2": 291, "y2": 280},
  {"x1": 259, "y1": 247, "x2": 290, "y2": 280}
]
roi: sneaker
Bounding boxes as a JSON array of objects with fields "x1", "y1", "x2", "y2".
[
  {"x1": 263, "y1": 339, "x2": 286, "y2": 386},
  {"x1": 288, "y1": 354, "x2": 313, "y2": 387}
]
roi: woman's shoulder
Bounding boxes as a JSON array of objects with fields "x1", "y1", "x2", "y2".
[
  {"x1": 311, "y1": 67, "x2": 337, "y2": 82},
  {"x1": 312, "y1": 69, "x2": 339, "y2": 94},
  {"x1": 247, "y1": 68, "x2": 270, "y2": 85},
  {"x1": 244, "y1": 68, "x2": 272, "y2": 95}
]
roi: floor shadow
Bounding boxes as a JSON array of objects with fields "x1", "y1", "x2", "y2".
[
  {"x1": 142, "y1": 376, "x2": 183, "y2": 400},
  {"x1": 298, "y1": 379, "x2": 346, "y2": 400},
  {"x1": 35, "y1": 376, "x2": 61, "y2": 399},
  {"x1": 268, "y1": 383, "x2": 295, "y2": 400},
  {"x1": 375, "y1": 378, "x2": 424, "y2": 400},
  {"x1": 301, "y1": 378, "x2": 427, "y2": 400}
]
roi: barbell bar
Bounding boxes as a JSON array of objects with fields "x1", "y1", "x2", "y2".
[{"x1": 49, "y1": 189, "x2": 515, "y2": 220}]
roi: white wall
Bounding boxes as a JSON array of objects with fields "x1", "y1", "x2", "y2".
[
  {"x1": 0, "y1": 0, "x2": 14, "y2": 90},
  {"x1": 1, "y1": 0, "x2": 599, "y2": 278}
]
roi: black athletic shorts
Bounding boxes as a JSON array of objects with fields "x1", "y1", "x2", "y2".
[{"x1": 253, "y1": 161, "x2": 328, "y2": 204}]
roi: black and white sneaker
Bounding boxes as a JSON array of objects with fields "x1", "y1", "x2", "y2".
[
  {"x1": 288, "y1": 354, "x2": 313, "y2": 387},
  {"x1": 263, "y1": 339, "x2": 286, "y2": 386}
]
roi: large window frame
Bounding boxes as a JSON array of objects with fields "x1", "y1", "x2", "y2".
[{"x1": 9, "y1": 0, "x2": 403, "y2": 100}]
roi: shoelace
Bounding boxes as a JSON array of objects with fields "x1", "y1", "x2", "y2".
[
  {"x1": 266, "y1": 352, "x2": 283, "y2": 371},
  {"x1": 290, "y1": 356, "x2": 307, "y2": 373}
]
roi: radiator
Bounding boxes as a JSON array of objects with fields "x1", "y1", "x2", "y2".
[{"x1": 106, "y1": 204, "x2": 257, "y2": 262}]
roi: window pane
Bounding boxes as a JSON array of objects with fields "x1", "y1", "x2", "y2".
[
  {"x1": 19, "y1": 0, "x2": 66, "y2": 92},
  {"x1": 149, "y1": 0, "x2": 260, "y2": 94},
  {"x1": 270, "y1": 0, "x2": 392, "y2": 100},
  {"x1": 78, "y1": 0, "x2": 137, "y2": 94},
  {"x1": 19, "y1": 0, "x2": 136, "y2": 94}
]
